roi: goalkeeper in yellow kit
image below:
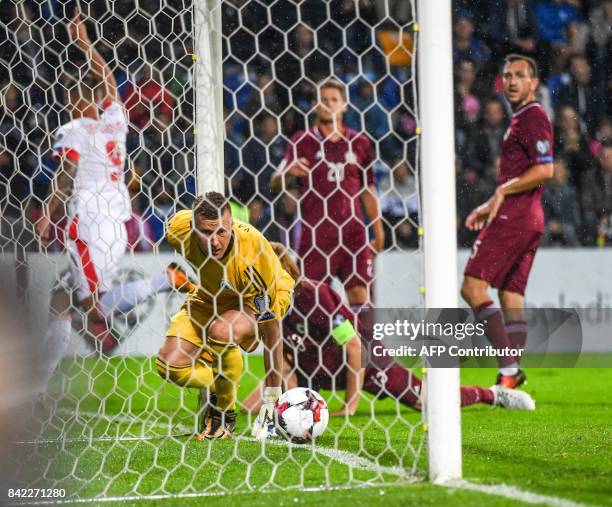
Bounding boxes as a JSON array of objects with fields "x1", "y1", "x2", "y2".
[{"x1": 156, "y1": 191, "x2": 294, "y2": 439}]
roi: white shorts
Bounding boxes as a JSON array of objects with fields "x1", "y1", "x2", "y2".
[{"x1": 66, "y1": 215, "x2": 127, "y2": 302}]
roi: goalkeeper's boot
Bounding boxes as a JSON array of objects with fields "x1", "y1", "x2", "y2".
[
  {"x1": 496, "y1": 369, "x2": 527, "y2": 389},
  {"x1": 197, "y1": 391, "x2": 216, "y2": 436},
  {"x1": 166, "y1": 263, "x2": 196, "y2": 293},
  {"x1": 491, "y1": 385, "x2": 535, "y2": 410},
  {"x1": 198, "y1": 409, "x2": 236, "y2": 440}
]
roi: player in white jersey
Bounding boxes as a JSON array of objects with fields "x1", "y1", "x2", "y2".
[{"x1": 34, "y1": 10, "x2": 192, "y2": 394}]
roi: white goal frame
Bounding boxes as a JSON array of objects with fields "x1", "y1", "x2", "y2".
[{"x1": 193, "y1": 0, "x2": 464, "y2": 484}]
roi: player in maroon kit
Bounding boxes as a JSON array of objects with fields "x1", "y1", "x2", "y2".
[
  {"x1": 271, "y1": 79, "x2": 384, "y2": 310},
  {"x1": 242, "y1": 244, "x2": 536, "y2": 417},
  {"x1": 461, "y1": 55, "x2": 554, "y2": 389}
]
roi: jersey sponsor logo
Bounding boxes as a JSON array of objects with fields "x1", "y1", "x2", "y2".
[{"x1": 536, "y1": 140, "x2": 550, "y2": 155}]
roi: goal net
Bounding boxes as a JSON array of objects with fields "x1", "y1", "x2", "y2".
[{"x1": 0, "y1": 0, "x2": 430, "y2": 501}]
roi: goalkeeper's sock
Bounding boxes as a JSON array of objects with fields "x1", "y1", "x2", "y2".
[
  {"x1": 207, "y1": 338, "x2": 244, "y2": 411},
  {"x1": 506, "y1": 320, "x2": 528, "y2": 364},
  {"x1": 38, "y1": 316, "x2": 72, "y2": 394},
  {"x1": 460, "y1": 386, "x2": 495, "y2": 407},
  {"x1": 155, "y1": 357, "x2": 213, "y2": 389},
  {"x1": 98, "y1": 275, "x2": 171, "y2": 318},
  {"x1": 475, "y1": 301, "x2": 517, "y2": 370}
]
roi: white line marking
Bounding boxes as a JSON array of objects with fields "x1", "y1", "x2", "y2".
[
  {"x1": 11, "y1": 412, "x2": 593, "y2": 507},
  {"x1": 238, "y1": 436, "x2": 416, "y2": 480},
  {"x1": 448, "y1": 480, "x2": 595, "y2": 507}
]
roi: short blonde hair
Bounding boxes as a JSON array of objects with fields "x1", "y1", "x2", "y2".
[{"x1": 318, "y1": 78, "x2": 347, "y2": 101}]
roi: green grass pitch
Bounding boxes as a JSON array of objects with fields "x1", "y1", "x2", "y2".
[{"x1": 16, "y1": 355, "x2": 612, "y2": 506}]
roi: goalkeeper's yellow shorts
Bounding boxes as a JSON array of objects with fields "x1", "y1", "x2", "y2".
[{"x1": 166, "y1": 290, "x2": 292, "y2": 350}]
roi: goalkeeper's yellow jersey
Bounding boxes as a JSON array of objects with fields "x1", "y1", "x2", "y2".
[{"x1": 166, "y1": 209, "x2": 295, "y2": 321}]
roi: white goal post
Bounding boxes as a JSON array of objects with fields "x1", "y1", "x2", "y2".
[
  {"x1": 194, "y1": 0, "x2": 224, "y2": 193},
  {"x1": 417, "y1": 0, "x2": 463, "y2": 483}
]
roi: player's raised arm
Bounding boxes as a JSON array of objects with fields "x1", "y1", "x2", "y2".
[{"x1": 67, "y1": 9, "x2": 118, "y2": 103}]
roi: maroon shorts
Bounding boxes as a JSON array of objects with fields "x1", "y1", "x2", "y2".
[
  {"x1": 464, "y1": 221, "x2": 542, "y2": 295},
  {"x1": 299, "y1": 241, "x2": 373, "y2": 290}
]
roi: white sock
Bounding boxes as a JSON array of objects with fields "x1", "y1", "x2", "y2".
[
  {"x1": 39, "y1": 317, "x2": 72, "y2": 394},
  {"x1": 499, "y1": 366, "x2": 519, "y2": 376},
  {"x1": 98, "y1": 275, "x2": 170, "y2": 318}
]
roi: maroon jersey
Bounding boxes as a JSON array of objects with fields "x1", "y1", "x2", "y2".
[
  {"x1": 282, "y1": 279, "x2": 421, "y2": 408},
  {"x1": 280, "y1": 127, "x2": 374, "y2": 250},
  {"x1": 282, "y1": 279, "x2": 355, "y2": 382},
  {"x1": 497, "y1": 101, "x2": 553, "y2": 232}
]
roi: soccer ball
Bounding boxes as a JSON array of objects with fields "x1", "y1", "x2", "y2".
[{"x1": 274, "y1": 387, "x2": 329, "y2": 444}]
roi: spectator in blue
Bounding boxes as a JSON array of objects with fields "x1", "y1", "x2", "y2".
[
  {"x1": 535, "y1": 0, "x2": 578, "y2": 46},
  {"x1": 345, "y1": 79, "x2": 390, "y2": 140},
  {"x1": 543, "y1": 157, "x2": 580, "y2": 246},
  {"x1": 452, "y1": 13, "x2": 492, "y2": 72}
]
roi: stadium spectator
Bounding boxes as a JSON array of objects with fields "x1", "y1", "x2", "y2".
[
  {"x1": 124, "y1": 62, "x2": 175, "y2": 131},
  {"x1": 535, "y1": 1, "x2": 580, "y2": 47},
  {"x1": 589, "y1": 117, "x2": 612, "y2": 158},
  {"x1": 244, "y1": 74, "x2": 289, "y2": 119},
  {"x1": 553, "y1": 104, "x2": 591, "y2": 185},
  {"x1": 454, "y1": 60, "x2": 486, "y2": 129},
  {"x1": 452, "y1": 14, "x2": 492, "y2": 71},
  {"x1": 556, "y1": 54, "x2": 598, "y2": 133},
  {"x1": 589, "y1": 0, "x2": 611, "y2": 108},
  {"x1": 378, "y1": 159, "x2": 419, "y2": 250},
  {"x1": 487, "y1": 0, "x2": 539, "y2": 58},
  {"x1": 464, "y1": 97, "x2": 509, "y2": 178},
  {"x1": 580, "y1": 140, "x2": 612, "y2": 245},
  {"x1": 345, "y1": 79, "x2": 390, "y2": 140},
  {"x1": 543, "y1": 157, "x2": 580, "y2": 246}
]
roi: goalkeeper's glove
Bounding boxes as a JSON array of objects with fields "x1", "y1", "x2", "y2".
[{"x1": 251, "y1": 386, "x2": 282, "y2": 441}]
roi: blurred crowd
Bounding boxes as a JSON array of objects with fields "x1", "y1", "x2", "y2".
[
  {"x1": 454, "y1": 0, "x2": 611, "y2": 247},
  {"x1": 0, "y1": 0, "x2": 610, "y2": 252}
]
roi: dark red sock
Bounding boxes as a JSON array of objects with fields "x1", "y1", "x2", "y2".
[
  {"x1": 506, "y1": 320, "x2": 527, "y2": 365},
  {"x1": 363, "y1": 365, "x2": 422, "y2": 409},
  {"x1": 460, "y1": 386, "x2": 494, "y2": 406},
  {"x1": 475, "y1": 301, "x2": 515, "y2": 368}
]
